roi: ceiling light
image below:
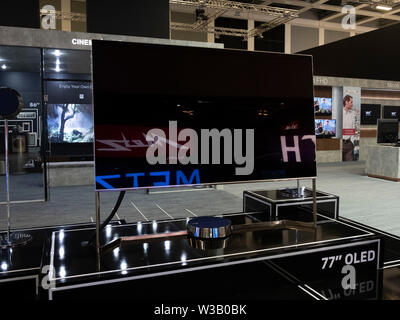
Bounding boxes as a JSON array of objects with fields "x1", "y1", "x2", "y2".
[
  {"x1": 54, "y1": 50, "x2": 61, "y2": 57},
  {"x1": 376, "y1": 4, "x2": 392, "y2": 10},
  {"x1": 56, "y1": 58, "x2": 60, "y2": 65},
  {"x1": 55, "y1": 65, "x2": 61, "y2": 72},
  {"x1": 1, "y1": 64, "x2": 7, "y2": 70}
]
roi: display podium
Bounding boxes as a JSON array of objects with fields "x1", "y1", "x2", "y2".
[{"x1": 244, "y1": 188, "x2": 339, "y2": 220}]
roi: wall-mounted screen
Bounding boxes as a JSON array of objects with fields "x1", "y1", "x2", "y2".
[
  {"x1": 361, "y1": 104, "x2": 381, "y2": 125},
  {"x1": 92, "y1": 41, "x2": 316, "y2": 191},
  {"x1": 315, "y1": 119, "x2": 336, "y2": 138},
  {"x1": 47, "y1": 104, "x2": 94, "y2": 143},
  {"x1": 377, "y1": 119, "x2": 399, "y2": 144},
  {"x1": 314, "y1": 97, "x2": 332, "y2": 116},
  {"x1": 383, "y1": 106, "x2": 400, "y2": 120}
]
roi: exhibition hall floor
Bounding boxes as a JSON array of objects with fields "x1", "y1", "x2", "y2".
[{"x1": 1, "y1": 161, "x2": 399, "y2": 237}]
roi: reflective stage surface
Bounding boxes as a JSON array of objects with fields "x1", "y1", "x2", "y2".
[{"x1": 44, "y1": 210, "x2": 398, "y2": 300}]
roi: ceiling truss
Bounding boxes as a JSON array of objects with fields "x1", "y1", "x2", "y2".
[{"x1": 171, "y1": 0, "x2": 400, "y2": 37}]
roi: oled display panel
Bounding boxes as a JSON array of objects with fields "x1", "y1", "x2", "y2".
[{"x1": 92, "y1": 41, "x2": 316, "y2": 191}]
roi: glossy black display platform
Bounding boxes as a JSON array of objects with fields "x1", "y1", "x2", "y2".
[
  {"x1": 0, "y1": 220, "x2": 124, "y2": 300},
  {"x1": 43, "y1": 209, "x2": 388, "y2": 300}
]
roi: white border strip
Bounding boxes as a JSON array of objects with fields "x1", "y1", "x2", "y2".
[{"x1": 130, "y1": 201, "x2": 149, "y2": 221}]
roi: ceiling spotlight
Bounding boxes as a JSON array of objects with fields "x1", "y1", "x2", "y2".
[
  {"x1": 1, "y1": 64, "x2": 7, "y2": 70},
  {"x1": 376, "y1": 4, "x2": 392, "y2": 10},
  {"x1": 56, "y1": 58, "x2": 60, "y2": 65},
  {"x1": 55, "y1": 65, "x2": 61, "y2": 72},
  {"x1": 54, "y1": 50, "x2": 61, "y2": 57}
]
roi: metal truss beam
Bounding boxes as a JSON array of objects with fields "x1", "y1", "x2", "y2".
[{"x1": 170, "y1": 0, "x2": 298, "y2": 18}]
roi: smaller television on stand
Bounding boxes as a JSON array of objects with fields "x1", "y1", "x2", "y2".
[{"x1": 377, "y1": 119, "x2": 399, "y2": 144}]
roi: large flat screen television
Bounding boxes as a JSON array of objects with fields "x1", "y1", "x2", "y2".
[
  {"x1": 383, "y1": 106, "x2": 400, "y2": 120},
  {"x1": 377, "y1": 119, "x2": 399, "y2": 143},
  {"x1": 315, "y1": 119, "x2": 336, "y2": 138},
  {"x1": 314, "y1": 97, "x2": 332, "y2": 116},
  {"x1": 92, "y1": 41, "x2": 316, "y2": 191},
  {"x1": 361, "y1": 104, "x2": 381, "y2": 125}
]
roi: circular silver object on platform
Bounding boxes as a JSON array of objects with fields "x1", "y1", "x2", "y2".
[
  {"x1": 187, "y1": 216, "x2": 232, "y2": 239},
  {"x1": 0, "y1": 233, "x2": 32, "y2": 249}
]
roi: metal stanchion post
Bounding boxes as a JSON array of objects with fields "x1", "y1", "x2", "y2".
[
  {"x1": 312, "y1": 178, "x2": 317, "y2": 227},
  {"x1": 5, "y1": 119, "x2": 11, "y2": 243},
  {"x1": 95, "y1": 191, "x2": 101, "y2": 268},
  {"x1": 1, "y1": 120, "x2": 32, "y2": 248}
]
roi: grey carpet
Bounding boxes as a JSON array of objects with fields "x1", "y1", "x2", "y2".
[{"x1": 1, "y1": 161, "x2": 400, "y2": 237}]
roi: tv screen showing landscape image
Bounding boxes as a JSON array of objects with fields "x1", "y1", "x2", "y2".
[
  {"x1": 361, "y1": 104, "x2": 381, "y2": 125},
  {"x1": 92, "y1": 41, "x2": 316, "y2": 191},
  {"x1": 314, "y1": 97, "x2": 332, "y2": 115},
  {"x1": 47, "y1": 104, "x2": 94, "y2": 143},
  {"x1": 315, "y1": 119, "x2": 336, "y2": 138}
]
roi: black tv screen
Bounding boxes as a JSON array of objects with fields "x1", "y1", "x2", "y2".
[
  {"x1": 377, "y1": 119, "x2": 399, "y2": 143},
  {"x1": 383, "y1": 106, "x2": 400, "y2": 120},
  {"x1": 361, "y1": 104, "x2": 381, "y2": 125},
  {"x1": 92, "y1": 41, "x2": 316, "y2": 191}
]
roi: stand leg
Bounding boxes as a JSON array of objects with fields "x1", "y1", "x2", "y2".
[
  {"x1": 312, "y1": 178, "x2": 317, "y2": 227},
  {"x1": 95, "y1": 191, "x2": 101, "y2": 266},
  {"x1": 5, "y1": 120, "x2": 11, "y2": 244},
  {"x1": 1, "y1": 120, "x2": 32, "y2": 249}
]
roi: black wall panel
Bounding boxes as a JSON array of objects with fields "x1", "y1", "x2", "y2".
[
  {"x1": 254, "y1": 24, "x2": 284, "y2": 53},
  {"x1": 301, "y1": 23, "x2": 400, "y2": 81},
  {"x1": 86, "y1": 0, "x2": 170, "y2": 38},
  {"x1": 215, "y1": 17, "x2": 248, "y2": 50},
  {"x1": 0, "y1": 0, "x2": 40, "y2": 28}
]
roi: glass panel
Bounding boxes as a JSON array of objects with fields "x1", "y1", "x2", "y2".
[{"x1": 0, "y1": 45, "x2": 45, "y2": 203}]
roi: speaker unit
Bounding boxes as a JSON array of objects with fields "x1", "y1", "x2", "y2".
[{"x1": 0, "y1": 87, "x2": 23, "y2": 120}]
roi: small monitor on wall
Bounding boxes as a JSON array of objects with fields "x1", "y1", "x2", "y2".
[
  {"x1": 383, "y1": 106, "x2": 400, "y2": 120},
  {"x1": 377, "y1": 119, "x2": 399, "y2": 144},
  {"x1": 361, "y1": 104, "x2": 381, "y2": 125},
  {"x1": 315, "y1": 119, "x2": 336, "y2": 138},
  {"x1": 314, "y1": 97, "x2": 332, "y2": 116}
]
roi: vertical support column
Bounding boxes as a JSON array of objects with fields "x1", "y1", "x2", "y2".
[
  {"x1": 248, "y1": 19, "x2": 255, "y2": 51},
  {"x1": 284, "y1": 23, "x2": 291, "y2": 54},
  {"x1": 318, "y1": 27, "x2": 325, "y2": 46},
  {"x1": 61, "y1": 0, "x2": 71, "y2": 32},
  {"x1": 207, "y1": 19, "x2": 215, "y2": 43}
]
